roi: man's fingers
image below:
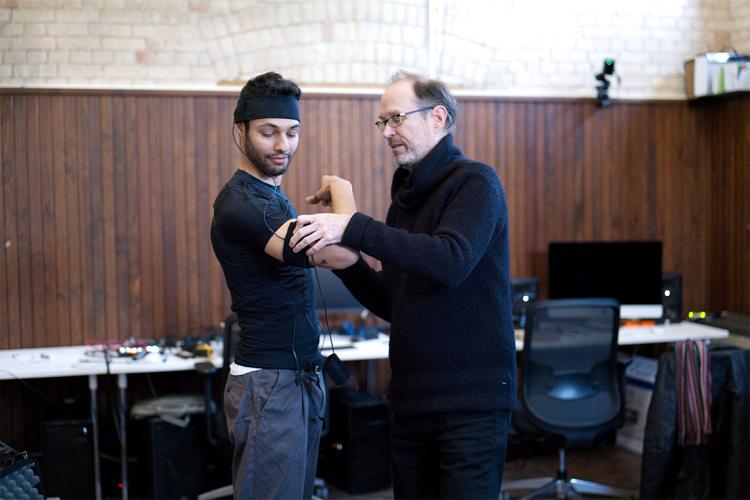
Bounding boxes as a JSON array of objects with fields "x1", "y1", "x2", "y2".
[
  {"x1": 306, "y1": 239, "x2": 329, "y2": 256},
  {"x1": 289, "y1": 221, "x2": 314, "y2": 247},
  {"x1": 294, "y1": 233, "x2": 320, "y2": 254},
  {"x1": 305, "y1": 195, "x2": 319, "y2": 204}
]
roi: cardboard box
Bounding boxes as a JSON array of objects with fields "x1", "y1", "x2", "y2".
[
  {"x1": 617, "y1": 355, "x2": 658, "y2": 454},
  {"x1": 685, "y1": 52, "x2": 750, "y2": 99}
]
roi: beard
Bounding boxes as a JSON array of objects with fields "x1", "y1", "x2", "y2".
[
  {"x1": 390, "y1": 141, "x2": 429, "y2": 168},
  {"x1": 243, "y1": 131, "x2": 294, "y2": 178}
]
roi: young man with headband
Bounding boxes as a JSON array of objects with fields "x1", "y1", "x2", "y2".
[{"x1": 210, "y1": 72, "x2": 357, "y2": 499}]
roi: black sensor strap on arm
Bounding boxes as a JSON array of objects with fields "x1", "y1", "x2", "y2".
[{"x1": 282, "y1": 220, "x2": 314, "y2": 268}]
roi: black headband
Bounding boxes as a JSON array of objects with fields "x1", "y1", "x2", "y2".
[{"x1": 233, "y1": 94, "x2": 300, "y2": 123}]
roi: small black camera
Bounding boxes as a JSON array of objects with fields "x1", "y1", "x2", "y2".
[{"x1": 595, "y1": 58, "x2": 616, "y2": 107}]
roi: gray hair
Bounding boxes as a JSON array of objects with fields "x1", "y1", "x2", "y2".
[{"x1": 389, "y1": 70, "x2": 457, "y2": 134}]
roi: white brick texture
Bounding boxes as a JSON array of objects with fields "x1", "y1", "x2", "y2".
[{"x1": 0, "y1": 0, "x2": 749, "y2": 98}]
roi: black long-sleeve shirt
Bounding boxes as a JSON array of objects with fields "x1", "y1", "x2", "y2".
[
  {"x1": 335, "y1": 134, "x2": 517, "y2": 415},
  {"x1": 210, "y1": 170, "x2": 320, "y2": 370}
]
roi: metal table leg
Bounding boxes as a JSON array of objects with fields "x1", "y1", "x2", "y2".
[
  {"x1": 88, "y1": 374, "x2": 102, "y2": 500},
  {"x1": 117, "y1": 373, "x2": 128, "y2": 500}
]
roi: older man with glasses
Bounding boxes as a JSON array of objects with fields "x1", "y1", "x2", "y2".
[{"x1": 290, "y1": 70, "x2": 516, "y2": 499}]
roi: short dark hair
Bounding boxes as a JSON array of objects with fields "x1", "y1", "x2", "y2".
[
  {"x1": 239, "y1": 71, "x2": 301, "y2": 100},
  {"x1": 389, "y1": 70, "x2": 457, "y2": 134}
]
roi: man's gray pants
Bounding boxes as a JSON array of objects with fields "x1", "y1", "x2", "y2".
[{"x1": 224, "y1": 368, "x2": 326, "y2": 499}]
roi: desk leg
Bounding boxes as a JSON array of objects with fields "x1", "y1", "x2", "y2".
[
  {"x1": 366, "y1": 359, "x2": 373, "y2": 394},
  {"x1": 88, "y1": 375, "x2": 102, "y2": 500},
  {"x1": 117, "y1": 373, "x2": 128, "y2": 500}
]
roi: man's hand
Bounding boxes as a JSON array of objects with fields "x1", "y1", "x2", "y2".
[
  {"x1": 291, "y1": 213, "x2": 352, "y2": 255},
  {"x1": 305, "y1": 175, "x2": 356, "y2": 214}
]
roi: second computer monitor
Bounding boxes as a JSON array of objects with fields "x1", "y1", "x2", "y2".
[
  {"x1": 548, "y1": 240, "x2": 663, "y2": 320},
  {"x1": 313, "y1": 268, "x2": 364, "y2": 313}
]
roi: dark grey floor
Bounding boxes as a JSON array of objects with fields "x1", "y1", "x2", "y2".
[{"x1": 326, "y1": 446, "x2": 641, "y2": 499}]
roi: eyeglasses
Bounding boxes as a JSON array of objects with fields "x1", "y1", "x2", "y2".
[{"x1": 374, "y1": 106, "x2": 435, "y2": 132}]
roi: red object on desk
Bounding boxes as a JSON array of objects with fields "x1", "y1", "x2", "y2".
[{"x1": 621, "y1": 320, "x2": 657, "y2": 327}]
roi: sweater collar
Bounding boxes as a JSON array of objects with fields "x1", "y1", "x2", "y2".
[{"x1": 391, "y1": 134, "x2": 464, "y2": 210}]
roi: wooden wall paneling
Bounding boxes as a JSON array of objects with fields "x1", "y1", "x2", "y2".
[
  {"x1": 170, "y1": 96, "x2": 187, "y2": 337},
  {"x1": 183, "y1": 97, "x2": 201, "y2": 334},
  {"x1": 37, "y1": 95, "x2": 57, "y2": 349},
  {"x1": 50, "y1": 96, "x2": 71, "y2": 346},
  {"x1": 26, "y1": 94, "x2": 46, "y2": 348},
  {"x1": 709, "y1": 95, "x2": 750, "y2": 314},
  {"x1": 100, "y1": 96, "x2": 119, "y2": 343},
  {"x1": 531, "y1": 103, "x2": 549, "y2": 281},
  {"x1": 345, "y1": 98, "x2": 364, "y2": 212},
  {"x1": 61, "y1": 95, "x2": 80, "y2": 345},
  {"x1": 682, "y1": 103, "x2": 712, "y2": 314},
  {"x1": 362, "y1": 97, "x2": 384, "y2": 220},
  {"x1": 1, "y1": 94, "x2": 18, "y2": 350},
  {"x1": 0, "y1": 94, "x2": 8, "y2": 349},
  {"x1": 113, "y1": 95, "x2": 133, "y2": 340},
  {"x1": 148, "y1": 96, "x2": 166, "y2": 338},
  {"x1": 159, "y1": 97, "x2": 176, "y2": 338},
  {"x1": 75, "y1": 95, "x2": 92, "y2": 344},
  {"x1": 14, "y1": 95, "x2": 34, "y2": 348},
  {"x1": 192, "y1": 97, "x2": 210, "y2": 329},
  {"x1": 731, "y1": 96, "x2": 749, "y2": 313},
  {"x1": 501, "y1": 102, "x2": 525, "y2": 276},
  {"x1": 0, "y1": 89, "x2": 747, "y2": 348},
  {"x1": 581, "y1": 103, "x2": 600, "y2": 242},
  {"x1": 134, "y1": 97, "x2": 153, "y2": 339},
  {"x1": 82, "y1": 96, "x2": 100, "y2": 344}
]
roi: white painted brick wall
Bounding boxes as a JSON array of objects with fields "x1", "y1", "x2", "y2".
[{"x1": 0, "y1": 0, "x2": 748, "y2": 98}]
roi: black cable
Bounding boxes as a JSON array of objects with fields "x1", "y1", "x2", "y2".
[
  {"x1": 311, "y1": 261, "x2": 336, "y2": 355},
  {"x1": 0, "y1": 369, "x2": 75, "y2": 416}
]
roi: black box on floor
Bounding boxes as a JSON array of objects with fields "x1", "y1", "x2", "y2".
[
  {"x1": 42, "y1": 419, "x2": 95, "y2": 499},
  {"x1": 317, "y1": 389, "x2": 390, "y2": 494},
  {"x1": 132, "y1": 415, "x2": 207, "y2": 499}
]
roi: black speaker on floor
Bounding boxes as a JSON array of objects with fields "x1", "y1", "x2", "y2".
[
  {"x1": 42, "y1": 419, "x2": 95, "y2": 499},
  {"x1": 661, "y1": 272, "x2": 682, "y2": 323},
  {"x1": 133, "y1": 415, "x2": 206, "y2": 499},
  {"x1": 511, "y1": 277, "x2": 539, "y2": 328},
  {"x1": 317, "y1": 389, "x2": 390, "y2": 494}
]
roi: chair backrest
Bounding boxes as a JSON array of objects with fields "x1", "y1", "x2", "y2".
[{"x1": 521, "y1": 298, "x2": 621, "y2": 447}]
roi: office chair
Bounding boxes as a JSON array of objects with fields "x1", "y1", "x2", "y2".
[
  {"x1": 194, "y1": 313, "x2": 239, "y2": 500},
  {"x1": 502, "y1": 299, "x2": 636, "y2": 500}
]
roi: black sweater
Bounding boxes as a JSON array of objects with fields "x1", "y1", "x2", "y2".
[{"x1": 336, "y1": 135, "x2": 516, "y2": 415}]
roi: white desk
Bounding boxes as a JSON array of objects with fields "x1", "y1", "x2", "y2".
[
  {"x1": 320, "y1": 333, "x2": 390, "y2": 361},
  {"x1": 1, "y1": 323, "x2": 725, "y2": 498},
  {"x1": 0, "y1": 346, "x2": 222, "y2": 500},
  {"x1": 513, "y1": 321, "x2": 729, "y2": 350},
  {"x1": 0, "y1": 337, "x2": 386, "y2": 500}
]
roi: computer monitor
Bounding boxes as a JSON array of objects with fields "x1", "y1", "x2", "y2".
[
  {"x1": 548, "y1": 241, "x2": 663, "y2": 320},
  {"x1": 312, "y1": 268, "x2": 364, "y2": 312}
]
